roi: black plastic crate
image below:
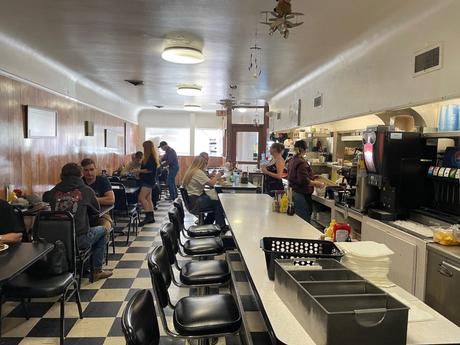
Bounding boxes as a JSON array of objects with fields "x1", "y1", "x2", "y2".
[{"x1": 260, "y1": 237, "x2": 344, "y2": 280}]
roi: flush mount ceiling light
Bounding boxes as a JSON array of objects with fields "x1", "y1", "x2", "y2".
[
  {"x1": 177, "y1": 84, "x2": 203, "y2": 96},
  {"x1": 184, "y1": 104, "x2": 202, "y2": 111},
  {"x1": 162, "y1": 47, "x2": 204, "y2": 64}
]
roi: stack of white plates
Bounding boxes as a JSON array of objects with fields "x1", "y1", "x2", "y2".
[{"x1": 337, "y1": 241, "x2": 396, "y2": 288}]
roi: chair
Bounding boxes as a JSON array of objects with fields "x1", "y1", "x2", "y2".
[
  {"x1": 160, "y1": 223, "x2": 230, "y2": 288},
  {"x1": 108, "y1": 176, "x2": 121, "y2": 183},
  {"x1": 112, "y1": 182, "x2": 139, "y2": 245},
  {"x1": 11, "y1": 205, "x2": 30, "y2": 242},
  {"x1": 0, "y1": 211, "x2": 83, "y2": 345},
  {"x1": 167, "y1": 209, "x2": 224, "y2": 257},
  {"x1": 122, "y1": 289, "x2": 160, "y2": 345},
  {"x1": 148, "y1": 246, "x2": 241, "y2": 344},
  {"x1": 179, "y1": 187, "x2": 214, "y2": 225},
  {"x1": 172, "y1": 198, "x2": 221, "y2": 238}
]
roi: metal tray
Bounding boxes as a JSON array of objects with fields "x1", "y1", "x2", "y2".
[{"x1": 274, "y1": 259, "x2": 409, "y2": 345}]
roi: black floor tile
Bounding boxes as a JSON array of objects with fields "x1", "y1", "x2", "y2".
[
  {"x1": 108, "y1": 317, "x2": 124, "y2": 337},
  {"x1": 101, "y1": 278, "x2": 135, "y2": 289},
  {"x1": 78, "y1": 289, "x2": 98, "y2": 302},
  {"x1": 124, "y1": 288, "x2": 141, "y2": 302},
  {"x1": 126, "y1": 246, "x2": 151, "y2": 253},
  {"x1": 65, "y1": 337, "x2": 105, "y2": 345},
  {"x1": 241, "y1": 295, "x2": 259, "y2": 311},
  {"x1": 115, "y1": 260, "x2": 144, "y2": 269},
  {"x1": 136, "y1": 269, "x2": 151, "y2": 278},
  {"x1": 0, "y1": 338, "x2": 22, "y2": 345},
  {"x1": 106, "y1": 253, "x2": 124, "y2": 261},
  {"x1": 224, "y1": 335, "x2": 242, "y2": 345},
  {"x1": 7, "y1": 302, "x2": 54, "y2": 318},
  {"x1": 84, "y1": 302, "x2": 122, "y2": 317},
  {"x1": 27, "y1": 318, "x2": 78, "y2": 337},
  {"x1": 134, "y1": 236, "x2": 156, "y2": 242}
]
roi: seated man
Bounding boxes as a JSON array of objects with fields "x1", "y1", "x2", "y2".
[
  {"x1": 121, "y1": 151, "x2": 143, "y2": 177},
  {"x1": 0, "y1": 199, "x2": 23, "y2": 243},
  {"x1": 81, "y1": 158, "x2": 115, "y2": 237},
  {"x1": 44, "y1": 163, "x2": 112, "y2": 281}
]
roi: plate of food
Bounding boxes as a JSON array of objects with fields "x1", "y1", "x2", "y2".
[{"x1": 0, "y1": 243, "x2": 9, "y2": 252}]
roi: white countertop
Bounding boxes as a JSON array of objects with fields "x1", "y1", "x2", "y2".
[
  {"x1": 216, "y1": 181, "x2": 258, "y2": 189},
  {"x1": 219, "y1": 193, "x2": 460, "y2": 345}
]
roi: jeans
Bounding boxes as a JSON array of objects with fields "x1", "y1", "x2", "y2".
[
  {"x1": 189, "y1": 194, "x2": 226, "y2": 227},
  {"x1": 292, "y1": 192, "x2": 313, "y2": 223},
  {"x1": 168, "y1": 165, "x2": 179, "y2": 199},
  {"x1": 77, "y1": 226, "x2": 107, "y2": 270}
]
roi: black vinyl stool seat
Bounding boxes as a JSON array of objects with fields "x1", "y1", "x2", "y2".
[
  {"x1": 121, "y1": 289, "x2": 160, "y2": 345},
  {"x1": 148, "y1": 246, "x2": 241, "y2": 342},
  {"x1": 160, "y1": 223, "x2": 230, "y2": 287},
  {"x1": 168, "y1": 207, "x2": 224, "y2": 257},
  {"x1": 174, "y1": 294, "x2": 241, "y2": 336},
  {"x1": 172, "y1": 199, "x2": 221, "y2": 238},
  {"x1": 179, "y1": 187, "x2": 215, "y2": 225}
]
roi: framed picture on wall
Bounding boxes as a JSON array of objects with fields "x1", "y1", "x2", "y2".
[
  {"x1": 25, "y1": 106, "x2": 57, "y2": 138},
  {"x1": 104, "y1": 129, "x2": 122, "y2": 149},
  {"x1": 84, "y1": 121, "x2": 94, "y2": 136}
]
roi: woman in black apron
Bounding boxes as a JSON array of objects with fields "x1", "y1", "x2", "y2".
[{"x1": 261, "y1": 143, "x2": 286, "y2": 196}]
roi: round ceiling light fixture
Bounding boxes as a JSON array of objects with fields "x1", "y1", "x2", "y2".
[
  {"x1": 162, "y1": 47, "x2": 204, "y2": 64},
  {"x1": 177, "y1": 84, "x2": 203, "y2": 96},
  {"x1": 184, "y1": 104, "x2": 202, "y2": 111}
]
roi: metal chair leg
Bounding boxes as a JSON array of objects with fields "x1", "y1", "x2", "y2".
[
  {"x1": 59, "y1": 297, "x2": 65, "y2": 345},
  {"x1": 111, "y1": 229, "x2": 116, "y2": 254},
  {"x1": 21, "y1": 298, "x2": 30, "y2": 320},
  {"x1": 126, "y1": 219, "x2": 131, "y2": 245},
  {"x1": 74, "y1": 281, "x2": 83, "y2": 319}
]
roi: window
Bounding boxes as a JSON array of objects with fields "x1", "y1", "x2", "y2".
[
  {"x1": 145, "y1": 128, "x2": 190, "y2": 156},
  {"x1": 194, "y1": 128, "x2": 223, "y2": 156}
]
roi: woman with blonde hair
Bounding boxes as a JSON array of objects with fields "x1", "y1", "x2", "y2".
[
  {"x1": 136, "y1": 140, "x2": 160, "y2": 226},
  {"x1": 182, "y1": 155, "x2": 226, "y2": 227}
]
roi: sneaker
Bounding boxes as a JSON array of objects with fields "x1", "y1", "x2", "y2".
[{"x1": 93, "y1": 269, "x2": 113, "y2": 281}]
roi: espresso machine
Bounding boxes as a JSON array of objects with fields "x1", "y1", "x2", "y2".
[{"x1": 363, "y1": 126, "x2": 436, "y2": 220}]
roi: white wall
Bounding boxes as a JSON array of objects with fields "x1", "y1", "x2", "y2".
[
  {"x1": 0, "y1": 33, "x2": 138, "y2": 123},
  {"x1": 138, "y1": 109, "x2": 223, "y2": 154},
  {"x1": 271, "y1": 0, "x2": 460, "y2": 131}
]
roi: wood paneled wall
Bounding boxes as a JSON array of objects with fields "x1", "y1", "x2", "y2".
[
  {"x1": 0, "y1": 74, "x2": 139, "y2": 199},
  {"x1": 176, "y1": 156, "x2": 225, "y2": 185}
]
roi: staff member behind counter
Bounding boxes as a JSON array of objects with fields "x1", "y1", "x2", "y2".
[
  {"x1": 288, "y1": 140, "x2": 324, "y2": 223},
  {"x1": 261, "y1": 143, "x2": 286, "y2": 196}
]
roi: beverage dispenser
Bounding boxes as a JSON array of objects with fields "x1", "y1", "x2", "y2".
[{"x1": 363, "y1": 126, "x2": 435, "y2": 220}]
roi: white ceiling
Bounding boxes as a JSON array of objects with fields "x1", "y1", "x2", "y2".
[{"x1": 0, "y1": 0, "x2": 431, "y2": 113}]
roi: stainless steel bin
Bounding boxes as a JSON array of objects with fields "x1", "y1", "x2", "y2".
[{"x1": 274, "y1": 259, "x2": 409, "y2": 345}]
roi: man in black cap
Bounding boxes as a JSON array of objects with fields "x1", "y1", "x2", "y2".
[{"x1": 158, "y1": 141, "x2": 179, "y2": 200}]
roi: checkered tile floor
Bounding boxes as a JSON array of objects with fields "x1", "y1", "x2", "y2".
[{"x1": 0, "y1": 200, "x2": 271, "y2": 345}]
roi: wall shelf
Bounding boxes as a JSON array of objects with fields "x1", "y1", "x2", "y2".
[{"x1": 422, "y1": 131, "x2": 460, "y2": 138}]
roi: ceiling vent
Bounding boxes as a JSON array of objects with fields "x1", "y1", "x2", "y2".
[
  {"x1": 124, "y1": 79, "x2": 144, "y2": 86},
  {"x1": 414, "y1": 44, "x2": 442, "y2": 77},
  {"x1": 314, "y1": 94, "x2": 323, "y2": 108}
]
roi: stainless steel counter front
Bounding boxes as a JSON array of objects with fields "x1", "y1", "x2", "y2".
[{"x1": 220, "y1": 193, "x2": 460, "y2": 345}]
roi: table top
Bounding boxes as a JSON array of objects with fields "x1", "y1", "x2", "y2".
[
  {"x1": 0, "y1": 242, "x2": 54, "y2": 284},
  {"x1": 215, "y1": 181, "x2": 258, "y2": 190},
  {"x1": 219, "y1": 194, "x2": 460, "y2": 345},
  {"x1": 99, "y1": 205, "x2": 114, "y2": 217}
]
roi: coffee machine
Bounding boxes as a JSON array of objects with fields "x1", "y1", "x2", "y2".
[{"x1": 363, "y1": 126, "x2": 436, "y2": 220}]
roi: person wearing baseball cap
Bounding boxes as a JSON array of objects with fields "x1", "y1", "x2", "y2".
[{"x1": 159, "y1": 141, "x2": 179, "y2": 200}]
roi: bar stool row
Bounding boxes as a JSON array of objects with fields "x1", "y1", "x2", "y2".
[{"x1": 122, "y1": 199, "x2": 243, "y2": 345}]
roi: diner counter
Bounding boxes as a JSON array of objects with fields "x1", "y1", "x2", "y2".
[{"x1": 219, "y1": 193, "x2": 460, "y2": 345}]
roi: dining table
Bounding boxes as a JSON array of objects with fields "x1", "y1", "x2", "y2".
[{"x1": 0, "y1": 241, "x2": 54, "y2": 334}]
